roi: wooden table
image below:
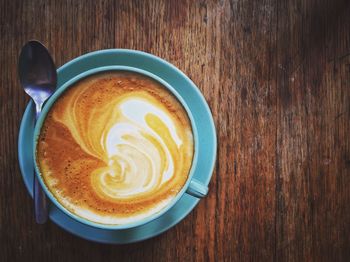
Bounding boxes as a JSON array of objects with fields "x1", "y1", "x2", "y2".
[{"x1": 1, "y1": 0, "x2": 349, "y2": 261}]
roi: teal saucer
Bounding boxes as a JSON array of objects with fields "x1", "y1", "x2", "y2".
[{"x1": 18, "y1": 49, "x2": 217, "y2": 244}]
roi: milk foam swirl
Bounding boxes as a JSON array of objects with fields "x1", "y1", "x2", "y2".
[
  {"x1": 92, "y1": 98, "x2": 181, "y2": 199},
  {"x1": 38, "y1": 72, "x2": 194, "y2": 224}
]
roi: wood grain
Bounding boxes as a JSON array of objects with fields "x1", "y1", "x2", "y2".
[{"x1": 0, "y1": 0, "x2": 349, "y2": 261}]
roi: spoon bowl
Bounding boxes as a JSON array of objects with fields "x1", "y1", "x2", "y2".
[{"x1": 19, "y1": 41, "x2": 57, "y2": 109}]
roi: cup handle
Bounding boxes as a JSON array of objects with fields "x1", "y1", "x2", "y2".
[{"x1": 186, "y1": 178, "x2": 208, "y2": 198}]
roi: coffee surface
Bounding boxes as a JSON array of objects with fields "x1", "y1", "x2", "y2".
[{"x1": 37, "y1": 71, "x2": 194, "y2": 225}]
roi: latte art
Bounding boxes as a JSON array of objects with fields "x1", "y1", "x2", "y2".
[
  {"x1": 37, "y1": 72, "x2": 194, "y2": 224},
  {"x1": 91, "y1": 99, "x2": 180, "y2": 198}
]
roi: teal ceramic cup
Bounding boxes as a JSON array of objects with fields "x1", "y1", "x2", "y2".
[{"x1": 33, "y1": 65, "x2": 209, "y2": 230}]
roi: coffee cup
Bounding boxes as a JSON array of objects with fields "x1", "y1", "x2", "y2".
[{"x1": 33, "y1": 65, "x2": 208, "y2": 229}]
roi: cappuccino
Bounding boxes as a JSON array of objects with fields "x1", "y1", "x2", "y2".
[{"x1": 37, "y1": 71, "x2": 194, "y2": 225}]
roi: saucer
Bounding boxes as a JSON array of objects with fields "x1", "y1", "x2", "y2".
[{"x1": 18, "y1": 49, "x2": 217, "y2": 244}]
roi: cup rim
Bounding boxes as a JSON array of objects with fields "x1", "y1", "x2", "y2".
[{"x1": 33, "y1": 65, "x2": 200, "y2": 230}]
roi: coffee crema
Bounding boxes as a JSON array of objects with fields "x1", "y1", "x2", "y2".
[{"x1": 37, "y1": 71, "x2": 194, "y2": 225}]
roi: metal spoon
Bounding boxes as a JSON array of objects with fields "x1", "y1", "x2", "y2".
[{"x1": 18, "y1": 40, "x2": 57, "y2": 224}]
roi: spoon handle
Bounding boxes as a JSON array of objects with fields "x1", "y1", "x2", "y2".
[
  {"x1": 34, "y1": 175, "x2": 48, "y2": 223},
  {"x1": 34, "y1": 103, "x2": 48, "y2": 224}
]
